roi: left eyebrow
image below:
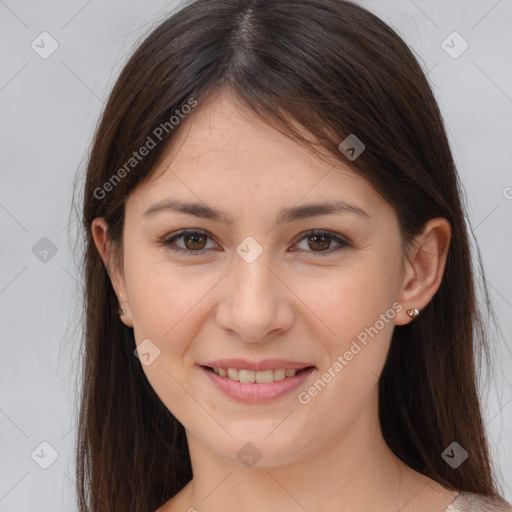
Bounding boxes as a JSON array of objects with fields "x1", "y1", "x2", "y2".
[
  {"x1": 142, "y1": 199, "x2": 370, "y2": 225},
  {"x1": 277, "y1": 201, "x2": 370, "y2": 223}
]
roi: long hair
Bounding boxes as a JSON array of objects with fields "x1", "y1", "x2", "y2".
[{"x1": 75, "y1": 0, "x2": 501, "y2": 510}]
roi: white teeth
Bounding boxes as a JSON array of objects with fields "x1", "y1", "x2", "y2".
[
  {"x1": 239, "y1": 369, "x2": 255, "y2": 383},
  {"x1": 212, "y1": 367, "x2": 305, "y2": 383},
  {"x1": 255, "y1": 370, "x2": 274, "y2": 383},
  {"x1": 273, "y1": 368, "x2": 286, "y2": 381},
  {"x1": 227, "y1": 368, "x2": 239, "y2": 381}
]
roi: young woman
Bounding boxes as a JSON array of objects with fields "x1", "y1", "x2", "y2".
[{"x1": 76, "y1": 1, "x2": 512, "y2": 511}]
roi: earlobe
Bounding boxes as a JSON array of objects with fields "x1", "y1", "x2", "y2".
[
  {"x1": 395, "y1": 217, "x2": 451, "y2": 326},
  {"x1": 118, "y1": 304, "x2": 133, "y2": 328},
  {"x1": 91, "y1": 218, "x2": 134, "y2": 328}
]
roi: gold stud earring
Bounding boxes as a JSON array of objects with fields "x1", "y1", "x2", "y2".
[{"x1": 407, "y1": 308, "x2": 420, "y2": 318}]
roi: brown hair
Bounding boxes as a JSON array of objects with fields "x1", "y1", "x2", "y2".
[{"x1": 75, "y1": 0, "x2": 502, "y2": 510}]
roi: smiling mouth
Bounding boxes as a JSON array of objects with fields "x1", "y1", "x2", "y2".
[{"x1": 201, "y1": 365, "x2": 315, "y2": 383}]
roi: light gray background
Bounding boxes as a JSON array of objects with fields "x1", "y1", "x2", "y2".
[{"x1": 0, "y1": 1, "x2": 511, "y2": 510}]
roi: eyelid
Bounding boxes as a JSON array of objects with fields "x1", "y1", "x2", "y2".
[{"x1": 158, "y1": 228, "x2": 351, "y2": 257}]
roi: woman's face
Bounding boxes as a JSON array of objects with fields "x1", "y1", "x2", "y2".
[{"x1": 94, "y1": 90, "x2": 422, "y2": 468}]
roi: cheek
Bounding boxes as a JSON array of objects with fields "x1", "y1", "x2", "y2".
[
  {"x1": 292, "y1": 256, "x2": 401, "y2": 346},
  {"x1": 124, "y1": 248, "x2": 219, "y2": 343},
  {"x1": 123, "y1": 255, "x2": 216, "y2": 425},
  {"x1": 290, "y1": 255, "x2": 401, "y2": 407}
]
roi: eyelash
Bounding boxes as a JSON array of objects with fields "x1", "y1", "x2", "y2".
[{"x1": 158, "y1": 229, "x2": 351, "y2": 258}]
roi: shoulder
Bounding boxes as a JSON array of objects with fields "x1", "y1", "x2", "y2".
[{"x1": 444, "y1": 492, "x2": 512, "y2": 512}]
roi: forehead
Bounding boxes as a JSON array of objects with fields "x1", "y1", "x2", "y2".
[{"x1": 126, "y1": 90, "x2": 390, "y2": 222}]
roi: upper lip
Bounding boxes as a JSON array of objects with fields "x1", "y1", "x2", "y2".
[{"x1": 200, "y1": 359, "x2": 315, "y2": 372}]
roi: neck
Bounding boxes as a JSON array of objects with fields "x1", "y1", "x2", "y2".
[{"x1": 182, "y1": 396, "x2": 427, "y2": 512}]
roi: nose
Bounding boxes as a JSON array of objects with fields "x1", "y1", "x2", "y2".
[{"x1": 215, "y1": 249, "x2": 294, "y2": 343}]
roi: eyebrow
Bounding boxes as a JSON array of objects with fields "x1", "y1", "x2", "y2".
[{"x1": 142, "y1": 199, "x2": 370, "y2": 225}]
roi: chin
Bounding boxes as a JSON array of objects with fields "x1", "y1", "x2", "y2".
[{"x1": 198, "y1": 421, "x2": 312, "y2": 468}]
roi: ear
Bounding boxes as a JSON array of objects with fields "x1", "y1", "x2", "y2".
[
  {"x1": 91, "y1": 217, "x2": 134, "y2": 328},
  {"x1": 395, "y1": 217, "x2": 451, "y2": 326}
]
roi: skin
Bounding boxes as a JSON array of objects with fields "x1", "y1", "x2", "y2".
[{"x1": 92, "y1": 88, "x2": 454, "y2": 512}]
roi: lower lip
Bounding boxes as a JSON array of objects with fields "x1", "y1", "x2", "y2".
[{"x1": 199, "y1": 365, "x2": 316, "y2": 403}]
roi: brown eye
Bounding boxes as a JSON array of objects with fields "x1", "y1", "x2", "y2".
[
  {"x1": 160, "y1": 228, "x2": 350, "y2": 258},
  {"x1": 292, "y1": 229, "x2": 350, "y2": 258},
  {"x1": 160, "y1": 229, "x2": 217, "y2": 255},
  {"x1": 306, "y1": 234, "x2": 332, "y2": 251},
  {"x1": 182, "y1": 232, "x2": 208, "y2": 250}
]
